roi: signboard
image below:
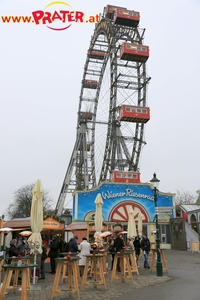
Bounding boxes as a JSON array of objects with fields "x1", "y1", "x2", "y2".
[
  {"x1": 192, "y1": 241, "x2": 199, "y2": 252},
  {"x1": 43, "y1": 217, "x2": 65, "y2": 230},
  {"x1": 155, "y1": 206, "x2": 173, "y2": 214},
  {"x1": 73, "y1": 182, "x2": 175, "y2": 222}
]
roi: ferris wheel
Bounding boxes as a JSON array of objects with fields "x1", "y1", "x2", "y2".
[{"x1": 55, "y1": 5, "x2": 151, "y2": 216}]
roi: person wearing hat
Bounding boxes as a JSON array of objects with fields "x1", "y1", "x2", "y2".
[
  {"x1": 48, "y1": 235, "x2": 60, "y2": 274},
  {"x1": 68, "y1": 235, "x2": 79, "y2": 252}
]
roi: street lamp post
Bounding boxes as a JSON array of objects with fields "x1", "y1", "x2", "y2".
[{"x1": 150, "y1": 173, "x2": 163, "y2": 277}]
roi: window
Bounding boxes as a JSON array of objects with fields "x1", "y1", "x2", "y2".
[
  {"x1": 137, "y1": 108, "x2": 141, "y2": 113},
  {"x1": 157, "y1": 225, "x2": 171, "y2": 244},
  {"x1": 125, "y1": 107, "x2": 131, "y2": 112},
  {"x1": 116, "y1": 173, "x2": 121, "y2": 178},
  {"x1": 142, "y1": 109, "x2": 147, "y2": 113},
  {"x1": 142, "y1": 47, "x2": 147, "y2": 52},
  {"x1": 126, "y1": 44, "x2": 131, "y2": 49}
]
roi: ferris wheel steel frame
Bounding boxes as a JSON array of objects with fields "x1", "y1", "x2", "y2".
[{"x1": 55, "y1": 7, "x2": 151, "y2": 216}]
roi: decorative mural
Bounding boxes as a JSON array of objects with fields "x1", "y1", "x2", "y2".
[
  {"x1": 73, "y1": 182, "x2": 174, "y2": 222},
  {"x1": 109, "y1": 201, "x2": 149, "y2": 222}
]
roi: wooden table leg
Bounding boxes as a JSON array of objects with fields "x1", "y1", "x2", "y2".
[
  {"x1": 0, "y1": 269, "x2": 12, "y2": 299},
  {"x1": 129, "y1": 252, "x2": 139, "y2": 275},
  {"x1": 150, "y1": 249, "x2": 156, "y2": 271},
  {"x1": 72, "y1": 261, "x2": 80, "y2": 300},
  {"x1": 68, "y1": 261, "x2": 73, "y2": 297},
  {"x1": 99, "y1": 257, "x2": 106, "y2": 289},
  {"x1": 50, "y1": 261, "x2": 62, "y2": 300},
  {"x1": 161, "y1": 250, "x2": 168, "y2": 272},
  {"x1": 126, "y1": 256, "x2": 133, "y2": 283},
  {"x1": 93, "y1": 257, "x2": 97, "y2": 288},
  {"x1": 110, "y1": 254, "x2": 118, "y2": 283},
  {"x1": 62, "y1": 263, "x2": 67, "y2": 282},
  {"x1": 21, "y1": 269, "x2": 27, "y2": 300},
  {"x1": 81, "y1": 258, "x2": 89, "y2": 288}
]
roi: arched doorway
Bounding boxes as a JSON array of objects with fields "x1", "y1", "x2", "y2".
[{"x1": 191, "y1": 214, "x2": 197, "y2": 232}]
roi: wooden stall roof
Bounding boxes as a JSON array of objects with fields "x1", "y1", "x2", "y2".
[
  {"x1": 4, "y1": 217, "x2": 31, "y2": 229},
  {"x1": 4, "y1": 217, "x2": 65, "y2": 231},
  {"x1": 65, "y1": 222, "x2": 87, "y2": 231}
]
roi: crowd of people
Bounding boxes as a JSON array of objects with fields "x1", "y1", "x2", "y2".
[
  {"x1": 7, "y1": 236, "x2": 48, "y2": 279},
  {"x1": 108, "y1": 233, "x2": 151, "y2": 270},
  {"x1": 7, "y1": 232, "x2": 151, "y2": 280}
]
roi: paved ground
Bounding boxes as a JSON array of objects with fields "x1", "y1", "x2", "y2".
[{"x1": 1, "y1": 250, "x2": 200, "y2": 299}]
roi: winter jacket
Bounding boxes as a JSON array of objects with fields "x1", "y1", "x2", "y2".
[
  {"x1": 133, "y1": 238, "x2": 141, "y2": 255},
  {"x1": 68, "y1": 238, "x2": 78, "y2": 252},
  {"x1": 114, "y1": 237, "x2": 124, "y2": 252},
  {"x1": 48, "y1": 239, "x2": 60, "y2": 258},
  {"x1": 41, "y1": 245, "x2": 48, "y2": 261},
  {"x1": 78, "y1": 240, "x2": 91, "y2": 266},
  {"x1": 140, "y1": 237, "x2": 151, "y2": 253},
  {"x1": 8, "y1": 245, "x2": 20, "y2": 257}
]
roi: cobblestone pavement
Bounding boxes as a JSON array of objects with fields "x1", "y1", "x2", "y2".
[{"x1": 2, "y1": 250, "x2": 199, "y2": 300}]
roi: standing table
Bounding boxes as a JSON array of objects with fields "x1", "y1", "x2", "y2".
[
  {"x1": 59, "y1": 252, "x2": 80, "y2": 282},
  {"x1": 81, "y1": 254, "x2": 106, "y2": 289},
  {"x1": 8, "y1": 256, "x2": 32, "y2": 291},
  {"x1": 50, "y1": 257, "x2": 80, "y2": 300},
  {"x1": 89, "y1": 250, "x2": 107, "y2": 274},
  {"x1": 150, "y1": 249, "x2": 168, "y2": 272},
  {"x1": 0, "y1": 263, "x2": 37, "y2": 300},
  {"x1": 110, "y1": 251, "x2": 133, "y2": 283},
  {"x1": 124, "y1": 250, "x2": 139, "y2": 276}
]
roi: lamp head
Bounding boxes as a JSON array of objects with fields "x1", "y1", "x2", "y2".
[{"x1": 150, "y1": 173, "x2": 160, "y2": 190}]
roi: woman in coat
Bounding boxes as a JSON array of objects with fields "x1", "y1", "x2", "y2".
[{"x1": 78, "y1": 237, "x2": 91, "y2": 276}]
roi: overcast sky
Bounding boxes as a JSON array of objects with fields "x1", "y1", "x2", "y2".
[{"x1": 1, "y1": 0, "x2": 200, "y2": 219}]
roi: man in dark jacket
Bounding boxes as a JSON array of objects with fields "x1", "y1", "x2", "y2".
[
  {"x1": 140, "y1": 234, "x2": 151, "y2": 268},
  {"x1": 68, "y1": 235, "x2": 79, "y2": 252},
  {"x1": 113, "y1": 233, "x2": 124, "y2": 272},
  {"x1": 48, "y1": 235, "x2": 60, "y2": 274}
]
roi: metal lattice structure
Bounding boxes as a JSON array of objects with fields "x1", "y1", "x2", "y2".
[{"x1": 55, "y1": 5, "x2": 151, "y2": 216}]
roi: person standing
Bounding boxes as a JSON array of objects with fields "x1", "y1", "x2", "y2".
[
  {"x1": 108, "y1": 235, "x2": 115, "y2": 270},
  {"x1": 127, "y1": 238, "x2": 134, "y2": 249},
  {"x1": 48, "y1": 235, "x2": 60, "y2": 274},
  {"x1": 140, "y1": 234, "x2": 151, "y2": 269},
  {"x1": 68, "y1": 235, "x2": 79, "y2": 252},
  {"x1": 39, "y1": 243, "x2": 48, "y2": 279},
  {"x1": 133, "y1": 235, "x2": 141, "y2": 266},
  {"x1": 113, "y1": 233, "x2": 124, "y2": 272},
  {"x1": 78, "y1": 237, "x2": 91, "y2": 276}
]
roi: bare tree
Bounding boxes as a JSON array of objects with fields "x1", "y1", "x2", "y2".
[
  {"x1": 175, "y1": 190, "x2": 197, "y2": 205},
  {"x1": 6, "y1": 183, "x2": 53, "y2": 219}
]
